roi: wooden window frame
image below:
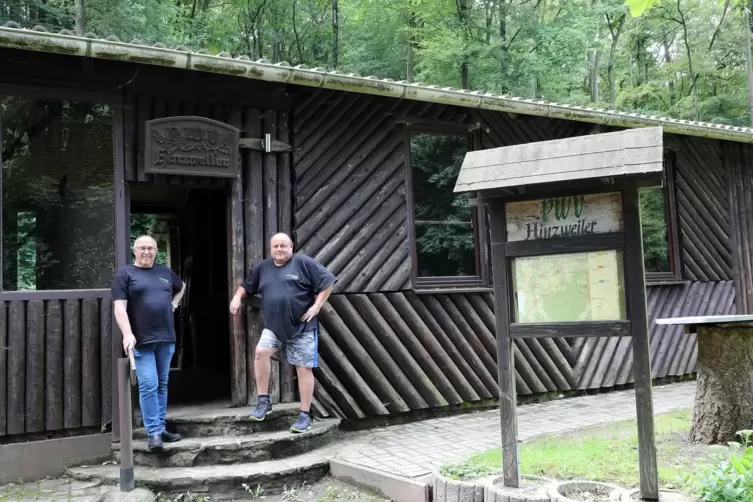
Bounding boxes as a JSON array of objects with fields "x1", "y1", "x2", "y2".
[
  {"x1": 404, "y1": 122, "x2": 491, "y2": 292},
  {"x1": 643, "y1": 150, "x2": 683, "y2": 285}
]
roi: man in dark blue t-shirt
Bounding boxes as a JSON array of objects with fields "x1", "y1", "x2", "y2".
[
  {"x1": 230, "y1": 232, "x2": 336, "y2": 433},
  {"x1": 112, "y1": 235, "x2": 185, "y2": 452}
]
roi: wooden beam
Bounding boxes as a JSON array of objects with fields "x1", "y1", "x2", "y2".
[
  {"x1": 622, "y1": 186, "x2": 659, "y2": 500},
  {"x1": 510, "y1": 321, "x2": 630, "y2": 339},
  {"x1": 505, "y1": 233, "x2": 625, "y2": 258},
  {"x1": 488, "y1": 199, "x2": 520, "y2": 487}
]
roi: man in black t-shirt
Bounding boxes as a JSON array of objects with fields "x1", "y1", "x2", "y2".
[
  {"x1": 112, "y1": 235, "x2": 185, "y2": 452},
  {"x1": 230, "y1": 233, "x2": 336, "y2": 433}
]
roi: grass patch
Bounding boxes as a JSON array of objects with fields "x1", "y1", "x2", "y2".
[{"x1": 441, "y1": 409, "x2": 727, "y2": 488}]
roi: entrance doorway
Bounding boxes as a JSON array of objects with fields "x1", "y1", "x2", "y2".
[{"x1": 129, "y1": 183, "x2": 231, "y2": 404}]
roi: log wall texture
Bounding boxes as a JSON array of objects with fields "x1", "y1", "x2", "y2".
[
  {"x1": 667, "y1": 136, "x2": 732, "y2": 282},
  {"x1": 0, "y1": 293, "x2": 112, "y2": 439},
  {"x1": 312, "y1": 282, "x2": 733, "y2": 419},
  {"x1": 292, "y1": 91, "x2": 737, "y2": 418},
  {"x1": 723, "y1": 142, "x2": 753, "y2": 314}
]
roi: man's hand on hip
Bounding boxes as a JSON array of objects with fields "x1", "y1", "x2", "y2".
[
  {"x1": 123, "y1": 332, "x2": 137, "y2": 353},
  {"x1": 229, "y1": 296, "x2": 243, "y2": 315},
  {"x1": 301, "y1": 303, "x2": 322, "y2": 323}
]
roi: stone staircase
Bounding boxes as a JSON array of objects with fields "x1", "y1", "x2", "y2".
[{"x1": 67, "y1": 402, "x2": 343, "y2": 499}]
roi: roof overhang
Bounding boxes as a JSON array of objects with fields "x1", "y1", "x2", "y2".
[{"x1": 2, "y1": 25, "x2": 753, "y2": 145}]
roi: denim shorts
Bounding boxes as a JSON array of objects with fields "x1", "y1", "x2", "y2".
[{"x1": 258, "y1": 328, "x2": 318, "y2": 368}]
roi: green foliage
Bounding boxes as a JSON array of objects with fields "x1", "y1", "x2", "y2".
[
  {"x1": 640, "y1": 187, "x2": 670, "y2": 273},
  {"x1": 685, "y1": 430, "x2": 753, "y2": 502}
]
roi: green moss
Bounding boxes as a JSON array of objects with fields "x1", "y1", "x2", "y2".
[
  {"x1": 247, "y1": 67, "x2": 265, "y2": 78},
  {"x1": 192, "y1": 62, "x2": 248, "y2": 76},
  {"x1": 0, "y1": 36, "x2": 83, "y2": 55}
]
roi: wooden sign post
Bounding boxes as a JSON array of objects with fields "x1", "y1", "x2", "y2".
[{"x1": 454, "y1": 127, "x2": 663, "y2": 500}]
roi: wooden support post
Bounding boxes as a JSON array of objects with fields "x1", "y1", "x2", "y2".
[
  {"x1": 488, "y1": 199, "x2": 520, "y2": 487},
  {"x1": 622, "y1": 186, "x2": 659, "y2": 500},
  {"x1": 117, "y1": 358, "x2": 134, "y2": 492}
]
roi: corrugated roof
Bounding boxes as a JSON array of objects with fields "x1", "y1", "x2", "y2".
[{"x1": 2, "y1": 22, "x2": 753, "y2": 144}]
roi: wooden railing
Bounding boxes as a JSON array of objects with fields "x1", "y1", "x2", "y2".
[{"x1": 0, "y1": 290, "x2": 112, "y2": 440}]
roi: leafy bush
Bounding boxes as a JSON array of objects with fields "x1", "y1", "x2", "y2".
[{"x1": 685, "y1": 430, "x2": 753, "y2": 502}]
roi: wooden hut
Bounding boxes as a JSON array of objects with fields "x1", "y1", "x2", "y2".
[{"x1": 0, "y1": 23, "x2": 747, "y2": 477}]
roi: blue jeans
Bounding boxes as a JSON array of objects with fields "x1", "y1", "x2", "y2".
[{"x1": 133, "y1": 342, "x2": 175, "y2": 436}]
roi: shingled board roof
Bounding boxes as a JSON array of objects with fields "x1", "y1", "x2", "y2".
[
  {"x1": 455, "y1": 127, "x2": 664, "y2": 193},
  {"x1": 2, "y1": 22, "x2": 753, "y2": 145}
]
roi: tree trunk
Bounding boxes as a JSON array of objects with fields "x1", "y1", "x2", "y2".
[
  {"x1": 499, "y1": 0, "x2": 507, "y2": 85},
  {"x1": 677, "y1": 0, "x2": 699, "y2": 120},
  {"x1": 75, "y1": 0, "x2": 85, "y2": 36},
  {"x1": 457, "y1": 0, "x2": 471, "y2": 90},
  {"x1": 332, "y1": 0, "x2": 339, "y2": 68},
  {"x1": 745, "y1": 4, "x2": 753, "y2": 124},
  {"x1": 689, "y1": 327, "x2": 753, "y2": 444},
  {"x1": 664, "y1": 36, "x2": 675, "y2": 107},
  {"x1": 607, "y1": 14, "x2": 626, "y2": 108}
]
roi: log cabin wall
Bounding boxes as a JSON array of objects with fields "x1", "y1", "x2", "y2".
[
  {"x1": 0, "y1": 292, "x2": 112, "y2": 441},
  {"x1": 292, "y1": 90, "x2": 736, "y2": 419}
]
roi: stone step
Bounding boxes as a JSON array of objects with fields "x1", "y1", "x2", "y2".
[
  {"x1": 116, "y1": 418, "x2": 341, "y2": 467},
  {"x1": 67, "y1": 445, "x2": 341, "y2": 499},
  {"x1": 138, "y1": 401, "x2": 305, "y2": 437}
]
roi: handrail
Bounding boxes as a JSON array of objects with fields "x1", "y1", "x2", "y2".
[{"x1": 117, "y1": 349, "x2": 135, "y2": 492}]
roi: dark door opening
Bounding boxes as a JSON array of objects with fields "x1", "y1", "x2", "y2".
[{"x1": 129, "y1": 183, "x2": 230, "y2": 404}]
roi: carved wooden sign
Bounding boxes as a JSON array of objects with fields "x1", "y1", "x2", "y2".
[
  {"x1": 506, "y1": 192, "x2": 623, "y2": 242},
  {"x1": 144, "y1": 116, "x2": 239, "y2": 177}
]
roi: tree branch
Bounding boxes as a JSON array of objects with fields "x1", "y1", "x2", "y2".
[{"x1": 708, "y1": 0, "x2": 731, "y2": 51}]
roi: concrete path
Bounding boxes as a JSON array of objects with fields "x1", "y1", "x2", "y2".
[
  {"x1": 333, "y1": 381, "x2": 696, "y2": 478},
  {"x1": 0, "y1": 381, "x2": 696, "y2": 500}
]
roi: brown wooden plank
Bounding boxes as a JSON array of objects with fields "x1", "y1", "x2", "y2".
[
  {"x1": 228, "y1": 107, "x2": 247, "y2": 408},
  {"x1": 243, "y1": 107, "x2": 265, "y2": 405},
  {"x1": 7, "y1": 301, "x2": 26, "y2": 435},
  {"x1": 314, "y1": 358, "x2": 366, "y2": 419},
  {"x1": 81, "y1": 299, "x2": 100, "y2": 428},
  {"x1": 316, "y1": 326, "x2": 388, "y2": 415},
  {"x1": 372, "y1": 294, "x2": 463, "y2": 405},
  {"x1": 100, "y1": 298, "x2": 112, "y2": 430},
  {"x1": 505, "y1": 233, "x2": 625, "y2": 257},
  {"x1": 319, "y1": 303, "x2": 410, "y2": 413},
  {"x1": 123, "y1": 93, "x2": 137, "y2": 181},
  {"x1": 511, "y1": 321, "x2": 631, "y2": 339},
  {"x1": 488, "y1": 198, "x2": 520, "y2": 486},
  {"x1": 263, "y1": 111, "x2": 279, "y2": 245},
  {"x1": 64, "y1": 299, "x2": 82, "y2": 430},
  {"x1": 25, "y1": 300, "x2": 45, "y2": 433},
  {"x1": 403, "y1": 292, "x2": 490, "y2": 398},
  {"x1": 346, "y1": 294, "x2": 443, "y2": 407},
  {"x1": 436, "y1": 295, "x2": 498, "y2": 384},
  {"x1": 0, "y1": 302, "x2": 6, "y2": 436},
  {"x1": 420, "y1": 295, "x2": 498, "y2": 396},
  {"x1": 622, "y1": 186, "x2": 659, "y2": 498},
  {"x1": 277, "y1": 109, "x2": 296, "y2": 404},
  {"x1": 310, "y1": 175, "x2": 405, "y2": 271},
  {"x1": 385, "y1": 293, "x2": 476, "y2": 402},
  {"x1": 45, "y1": 300, "x2": 63, "y2": 431}
]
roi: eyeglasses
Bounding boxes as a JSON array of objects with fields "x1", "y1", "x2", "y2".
[{"x1": 135, "y1": 246, "x2": 156, "y2": 252}]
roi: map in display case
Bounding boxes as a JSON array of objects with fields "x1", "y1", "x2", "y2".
[{"x1": 511, "y1": 250, "x2": 626, "y2": 323}]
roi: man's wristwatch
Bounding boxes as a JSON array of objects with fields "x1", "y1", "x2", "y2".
[{"x1": 171, "y1": 302, "x2": 179, "y2": 310}]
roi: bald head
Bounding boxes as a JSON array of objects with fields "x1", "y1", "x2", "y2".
[
  {"x1": 133, "y1": 235, "x2": 158, "y2": 268},
  {"x1": 270, "y1": 233, "x2": 294, "y2": 265}
]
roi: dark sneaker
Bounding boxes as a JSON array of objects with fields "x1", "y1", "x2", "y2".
[
  {"x1": 290, "y1": 412, "x2": 312, "y2": 433},
  {"x1": 161, "y1": 430, "x2": 182, "y2": 443},
  {"x1": 147, "y1": 434, "x2": 164, "y2": 452},
  {"x1": 250, "y1": 398, "x2": 272, "y2": 421}
]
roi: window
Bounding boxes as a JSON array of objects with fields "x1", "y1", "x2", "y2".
[
  {"x1": 407, "y1": 130, "x2": 487, "y2": 289},
  {"x1": 1, "y1": 96, "x2": 115, "y2": 291},
  {"x1": 639, "y1": 152, "x2": 681, "y2": 283}
]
